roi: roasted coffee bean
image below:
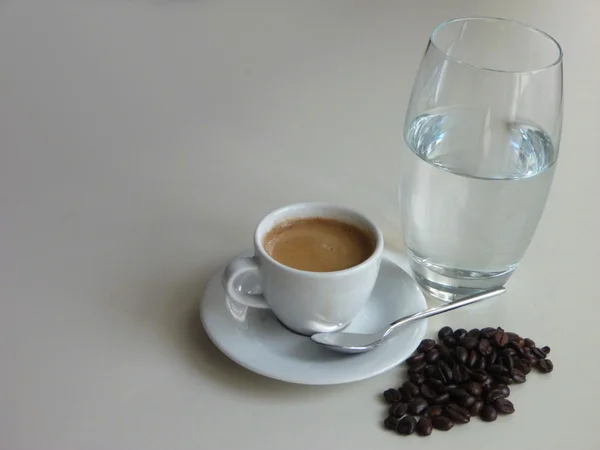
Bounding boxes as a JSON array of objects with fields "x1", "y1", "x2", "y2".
[
  {"x1": 493, "y1": 398, "x2": 515, "y2": 414},
  {"x1": 416, "y1": 417, "x2": 433, "y2": 436},
  {"x1": 463, "y1": 381, "x2": 483, "y2": 397},
  {"x1": 471, "y1": 370, "x2": 490, "y2": 384},
  {"x1": 484, "y1": 389, "x2": 506, "y2": 403},
  {"x1": 438, "y1": 326, "x2": 454, "y2": 339},
  {"x1": 481, "y1": 327, "x2": 497, "y2": 339},
  {"x1": 469, "y1": 400, "x2": 484, "y2": 417},
  {"x1": 522, "y1": 347, "x2": 532, "y2": 356},
  {"x1": 460, "y1": 336, "x2": 479, "y2": 350},
  {"x1": 478, "y1": 339, "x2": 493, "y2": 356},
  {"x1": 493, "y1": 328, "x2": 509, "y2": 347},
  {"x1": 417, "y1": 339, "x2": 436, "y2": 353},
  {"x1": 493, "y1": 383, "x2": 510, "y2": 397},
  {"x1": 524, "y1": 338, "x2": 536, "y2": 348},
  {"x1": 456, "y1": 395, "x2": 476, "y2": 408},
  {"x1": 443, "y1": 336, "x2": 457, "y2": 348},
  {"x1": 453, "y1": 364, "x2": 470, "y2": 383},
  {"x1": 408, "y1": 398, "x2": 429, "y2": 415},
  {"x1": 396, "y1": 415, "x2": 417, "y2": 435},
  {"x1": 444, "y1": 403, "x2": 470, "y2": 424},
  {"x1": 426, "y1": 405, "x2": 444, "y2": 417},
  {"x1": 389, "y1": 402, "x2": 409, "y2": 418},
  {"x1": 409, "y1": 373, "x2": 425, "y2": 386},
  {"x1": 408, "y1": 361, "x2": 427, "y2": 374},
  {"x1": 453, "y1": 328, "x2": 468, "y2": 340},
  {"x1": 406, "y1": 352, "x2": 425, "y2": 366},
  {"x1": 539, "y1": 358, "x2": 554, "y2": 373},
  {"x1": 437, "y1": 344, "x2": 454, "y2": 363},
  {"x1": 503, "y1": 355, "x2": 514, "y2": 371},
  {"x1": 480, "y1": 404, "x2": 498, "y2": 422},
  {"x1": 425, "y1": 364, "x2": 439, "y2": 378},
  {"x1": 432, "y1": 393, "x2": 450, "y2": 405},
  {"x1": 454, "y1": 346, "x2": 468, "y2": 364},
  {"x1": 420, "y1": 384, "x2": 437, "y2": 400},
  {"x1": 513, "y1": 359, "x2": 531, "y2": 375},
  {"x1": 475, "y1": 356, "x2": 487, "y2": 371},
  {"x1": 438, "y1": 361, "x2": 453, "y2": 382},
  {"x1": 486, "y1": 350, "x2": 498, "y2": 367},
  {"x1": 426, "y1": 378, "x2": 447, "y2": 394},
  {"x1": 467, "y1": 328, "x2": 481, "y2": 340},
  {"x1": 501, "y1": 347, "x2": 517, "y2": 357},
  {"x1": 506, "y1": 332, "x2": 520, "y2": 343},
  {"x1": 431, "y1": 416, "x2": 454, "y2": 431},
  {"x1": 542, "y1": 345, "x2": 551, "y2": 355},
  {"x1": 384, "y1": 416, "x2": 400, "y2": 430},
  {"x1": 383, "y1": 388, "x2": 402, "y2": 404},
  {"x1": 467, "y1": 349, "x2": 479, "y2": 368},
  {"x1": 402, "y1": 381, "x2": 420, "y2": 397},
  {"x1": 488, "y1": 364, "x2": 509, "y2": 376},
  {"x1": 425, "y1": 348, "x2": 440, "y2": 363},
  {"x1": 448, "y1": 388, "x2": 470, "y2": 403},
  {"x1": 510, "y1": 368, "x2": 526, "y2": 384},
  {"x1": 507, "y1": 341, "x2": 524, "y2": 354},
  {"x1": 532, "y1": 347, "x2": 546, "y2": 359},
  {"x1": 397, "y1": 387, "x2": 412, "y2": 402},
  {"x1": 494, "y1": 375, "x2": 514, "y2": 385}
]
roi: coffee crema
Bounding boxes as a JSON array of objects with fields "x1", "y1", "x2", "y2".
[{"x1": 263, "y1": 217, "x2": 375, "y2": 272}]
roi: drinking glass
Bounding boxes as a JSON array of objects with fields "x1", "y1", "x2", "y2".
[{"x1": 400, "y1": 17, "x2": 563, "y2": 300}]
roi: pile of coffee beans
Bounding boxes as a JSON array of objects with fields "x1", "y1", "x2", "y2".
[{"x1": 382, "y1": 326, "x2": 553, "y2": 436}]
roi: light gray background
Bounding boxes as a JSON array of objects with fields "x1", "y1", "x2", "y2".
[{"x1": 1, "y1": 1, "x2": 597, "y2": 449}]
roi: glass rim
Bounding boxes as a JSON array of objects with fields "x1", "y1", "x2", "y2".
[{"x1": 430, "y1": 16, "x2": 563, "y2": 74}]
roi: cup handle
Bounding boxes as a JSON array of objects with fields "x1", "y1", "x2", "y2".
[{"x1": 221, "y1": 256, "x2": 270, "y2": 309}]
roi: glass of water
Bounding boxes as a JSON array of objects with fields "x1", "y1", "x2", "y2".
[{"x1": 401, "y1": 17, "x2": 563, "y2": 300}]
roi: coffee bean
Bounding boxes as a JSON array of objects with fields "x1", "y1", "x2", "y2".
[
  {"x1": 494, "y1": 375, "x2": 514, "y2": 385},
  {"x1": 437, "y1": 344, "x2": 454, "y2": 363},
  {"x1": 418, "y1": 339, "x2": 436, "y2": 353},
  {"x1": 522, "y1": 347, "x2": 532, "y2": 356},
  {"x1": 510, "y1": 368, "x2": 526, "y2": 384},
  {"x1": 431, "y1": 416, "x2": 454, "y2": 431},
  {"x1": 524, "y1": 338, "x2": 536, "y2": 348},
  {"x1": 438, "y1": 326, "x2": 454, "y2": 339},
  {"x1": 493, "y1": 383, "x2": 510, "y2": 397},
  {"x1": 432, "y1": 393, "x2": 450, "y2": 405},
  {"x1": 467, "y1": 349, "x2": 479, "y2": 368},
  {"x1": 406, "y1": 352, "x2": 425, "y2": 366},
  {"x1": 389, "y1": 402, "x2": 408, "y2": 418},
  {"x1": 454, "y1": 346, "x2": 468, "y2": 364},
  {"x1": 501, "y1": 347, "x2": 517, "y2": 357},
  {"x1": 420, "y1": 384, "x2": 437, "y2": 400},
  {"x1": 453, "y1": 364, "x2": 470, "y2": 383},
  {"x1": 443, "y1": 336, "x2": 457, "y2": 348},
  {"x1": 398, "y1": 387, "x2": 413, "y2": 402},
  {"x1": 409, "y1": 373, "x2": 425, "y2": 386},
  {"x1": 539, "y1": 358, "x2": 554, "y2": 373},
  {"x1": 402, "y1": 381, "x2": 420, "y2": 398},
  {"x1": 506, "y1": 332, "x2": 521, "y2": 343},
  {"x1": 475, "y1": 356, "x2": 487, "y2": 371},
  {"x1": 453, "y1": 328, "x2": 468, "y2": 340},
  {"x1": 396, "y1": 415, "x2": 417, "y2": 435},
  {"x1": 542, "y1": 345, "x2": 551, "y2": 355},
  {"x1": 488, "y1": 364, "x2": 509, "y2": 377},
  {"x1": 467, "y1": 328, "x2": 481, "y2": 340},
  {"x1": 426, "y1": 378, "x2": 447, "y2": 394},
  {"x1": 383, "y1": 388, "x2": 401, "y2": 404},
  {"x1": 456, "y1": 395, "x2": 476, "y2": 408},
  {"x1": 507, "y1": 341, "x2": 525, "y2": 354},
  {"x1": 478, "y1": 339, "x2": 493, "y2": 356},
  {"x1": 460, "y1": 336, "x2": 479, "y2": 350},
  {"x1": 481, "y1": 327, "x2": 497, "y2": 339},
  {"x1": 471, "y1": 370, "x2": 490, "y2": 384},
  {"x1": 425, "y1": 348, "x2": 440, "y2": 363},
  {"x1": 425, "y1": 364, "x2": 439, "y2": 378},
  {"x1": 526, "y1": 354, "x2": 539, "y2": 366},
  {"x1": 444, "y1": 403, "x2": 470, "y2": 424},
  {"x1": 469, "y1": 400, "x2": 484, "y2": 417},
  {"x1": 480, "y1": 404, "x2": 498, "y2": 422},
  {"x1": 408, "y1": 398, "x2": 428, "y2": 415},
  {"x1": 438, "y1": 361, "x2": 453, "y2": 383},
  {"x1": 416, "y1": 417, "x2": 433, "y2": 436},
  {"x1": 448, "y1": 388, "x2": 469, "y2": 400},
  {"x1": 408, "y1": 362, "x2": 427, "y2": 374},
  {"x1": 532, "y1": 347, "x2": 546, "y2": 359},
  {"x1": 384, "y1": 416, "x2": 400, "y2": 430},
  {"x1": 484, "y1": 389, "x2": 506, "y2": 403},
  {"x1": 514, "y1": 359, "x2": 532, "y2": 375},
  {"x1": 463, "y1": 381, "x2": 483, "y2": 397},
  {"x1": 486, "y1": 350, "x2": 498, "y2": 366},
  {"x1": 493, "y1": 328, "x2": 509, "y2": 347},
  {"x1": 493, "y1": 398, "x2": 515, "y2": 414},
  {"x1": 503, "y1": 354, "x2": 514, "y2": 371},
  {"x1": 426, "y1": 405, "x2": 444, "y2": 417}
]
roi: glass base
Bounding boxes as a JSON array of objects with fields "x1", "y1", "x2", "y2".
[{"x1": 408, "y1": 253, "x2": 513, "y2": 302}]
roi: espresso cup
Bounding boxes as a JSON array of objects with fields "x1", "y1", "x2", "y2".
[{"x1": 221, "y1": 203, "x2": 384, "y2": 335}]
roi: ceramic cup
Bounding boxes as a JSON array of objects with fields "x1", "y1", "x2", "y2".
[{"x1": 221, "y1": 203, "x2": 384, "y2": 335}]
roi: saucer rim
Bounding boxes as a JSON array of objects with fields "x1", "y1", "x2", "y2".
[{"x1": 199, "y1": 249, "x2": 428, "y2": 385}]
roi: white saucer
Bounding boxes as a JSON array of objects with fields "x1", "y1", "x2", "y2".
[{"x1": 200, "y1": 249, "x2": 428, "y2": 385}]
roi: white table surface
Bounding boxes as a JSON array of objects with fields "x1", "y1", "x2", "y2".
[{"x1": 1, "y1": 1, "x2": 598, "y2": 449}]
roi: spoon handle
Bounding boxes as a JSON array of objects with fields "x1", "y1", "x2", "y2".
[{"x1": 382, "y1": 287, "x2": 506, "y2": 340}]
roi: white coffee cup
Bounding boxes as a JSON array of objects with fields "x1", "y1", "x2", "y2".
[{"x1": 221, "y1": 202, "x2": 384, "y2": 335}]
